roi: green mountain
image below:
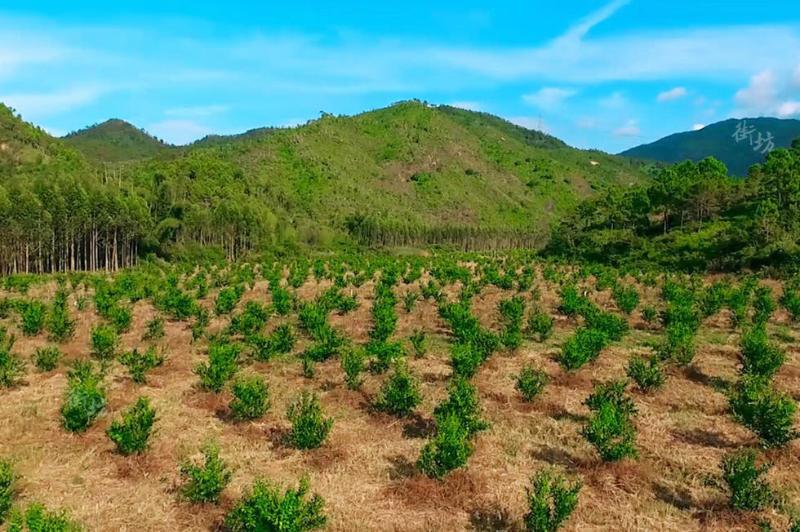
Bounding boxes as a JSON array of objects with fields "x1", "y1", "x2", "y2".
[
  {"x1": 62, "y1": 119, "x2": 172, "y2": 163},
  {"x1": 620, "y1": 117, "x2": 800, "y2": 176},
  {"x1": 0, "y1": 100, "x2": 648, "y2": 272}
]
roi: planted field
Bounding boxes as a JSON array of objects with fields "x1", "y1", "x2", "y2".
[{"x1": 0, "y1": 257, "x2": 798, "y2": 531}]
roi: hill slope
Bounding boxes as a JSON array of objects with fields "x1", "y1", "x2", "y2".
[
  {"x1": 63, "y1": 119, "x2": 172, "y2": 163},
  {"x1": 621, "y1": 117, "x2": 800, "y2": 176}
]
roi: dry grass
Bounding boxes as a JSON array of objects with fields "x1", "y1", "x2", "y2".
[{"x1": 0, "y1": 275, "x2": 798, "y2": 531}]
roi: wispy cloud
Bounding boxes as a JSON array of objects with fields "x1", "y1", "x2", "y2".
[
  {"x1": 523, "y1": 87, "x2": 577, "y2": 110},
  {"x1": 614, "y1": 119, "x2": 640, "y2": 137},
  {"x1": 657, "y1": 86, "x2": 688, "y2": 102},
  {"x1": 0, "y1": 85, "x2": 108, "y2": 120},
  {"x1": 733, "y1": 66, "x2": 800, "y2": 117}
]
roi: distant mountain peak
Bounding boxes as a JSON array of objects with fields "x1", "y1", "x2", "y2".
[
  {"x1": 63, "y1": 119, "x2": 171, "y2": 163},
  {"x1": 621, "y1": 116, "x2": 800, "y2": 176}
]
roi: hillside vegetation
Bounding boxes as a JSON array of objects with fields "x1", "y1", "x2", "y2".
[
  {"x1": 63, "y1": 119, "x2": 172, "y2": 163},
  {"x1": 621, "y1": 117, "x2": 800, "y2": 176},
  {"x1": 0, "y1": 101, "x2": 645, "y2": 274}
]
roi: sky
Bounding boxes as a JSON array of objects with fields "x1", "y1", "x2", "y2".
[{"x1": 2, "y1": 0, "x2": 800, "y2": 152}]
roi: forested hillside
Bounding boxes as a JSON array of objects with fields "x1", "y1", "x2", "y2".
[
  {"x1": 63, "y1": 119, "x2": 173, "y2": 163},
  {"x1": 0, "y1": 101, "x2": 645, "y2": 274},
  {"x1": 549, "y1": 140, "x2": 800, "y2": 271},
  {"x1": 621, "y1": 117, "x2": 800, "y2": 176}
]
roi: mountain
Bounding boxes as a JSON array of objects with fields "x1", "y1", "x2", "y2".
[
  {"x1": 0, "y1": 99, "x2": 648, "y2": 270},
  {"x1": 620, "y1": 117, "x2": 800, "y2": 176},
  {"x1": 62, "y1": 119, "x2": 173, "y2": 163}
]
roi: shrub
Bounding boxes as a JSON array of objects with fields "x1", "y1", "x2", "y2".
[
  {"x1": 90, "y1": 324, "x2": 119, "y2": 361},
  {"x1": 641, "y1": 306, "x2": 658, "y2": 325},
  {"x1": 20, "y1": 301, "x2": 46, "y2": 337},
  {"x1": 252, "y1": 325, "x2": 296, "y2": 361},
  {"x1": 721, "y1": 449, "x2": 773, "y2": 511},
  {"x1": 33, "y1": 346, "x2": 61, "y2": 372},
  {"x1": 612, "y1": 284, "x2": 640, "y2": 315},
  {"x1": 739, "y1": 325, "x2": 785, "y2": 378},
  {"x1": 340, "y1": 346, "x2": 365, "y2": 390},
  {"x1": 626, "y1": 355, "x2": 665, "y2": 393},
  {"x1": 142, "y1": 316, "x2": 165, "y2": 341},
  {"x1": 180, "y1": 442, "x2": 232, "y2": 504},
  {"x1": 524, "y1": 469, "x2": 581, "y2": 532},
  {"x1": 403, "y1": 292, "x2": 418, "y2": 313},
  {"x1": 657, "y1": 322, "x2": 696, "y2": 366},
  {"x1": 215, "y1": 285, "x2": 244, "y2": 315},
  {"x1": 409, "y1": 330, "x2": 427, "y2": 358},
  {"x1": 6, "y1": 503, "x2": 82, "y2": 531},
  {"x1": 120, "y1": 346, "x2": 164, "y2": 384},
  {"x1": 499, "y1": 296, "x2": 526, "y2": 350},
  {"x1": 287, "y1": 391, "x2": 333, "y2": 450},
  {"x1": 61, "y1": 361, "x2": 106, "y2": 432},
  {"x1": 558, "y1": 285, "x2": 590, "y2": 318},
  {"x1": 367, "y1": 340, "x2": 404, "y2": 373},
  {"x1": 270, "y1": 286, "x2": 293, "y2": 315},
  {"x1": 230, "y1": 375, "x2": 270, "y2": 421},
  {"x1": 433, "y1": 377, "x2": 488, "y2": 436},
  {"x1": 584, "y1": 310, "x2": 628, "y2": 342},
  {"x1": 225, "y1": 478, "x2": 326, "y2": 532},
  {"x1": 450, "y1": 342, "x2": 484, "y2": 379},
  {"x1": 526, "y1": 309, "x2": 554, "y2": 342},
  {"x1": 0, "y1": 459, "x2": 16, "y2": 523},
  {"x1": 729, "y1": 376, "x2": 797, "y2": 447},
  {"x1": 582, "y1": 381, "x2": 637, "y2": 461},
  {"x1": 46, "y1": 290, "x2": 75, "y2": 342},
  {"x1": 516, "y1": 365, "x2": 549, "y2": 402},
  {"x1": 560, "y1": 328, "x2": 607, "y2": 371},
  {"x1": 752, "y1": 286, "x2": 776, "y2": 325},
  {"x1": 0, "y1": 333, "x2": 24, "y2": 388},
  {"x1": 780, "y1": 287, "x2": 800, "y2": 321},
  {"x1": 374, "y1": 362, "x2": 422, "y2": 417},
  {"x1": 417, "y1": 413, "x2": 473, "y2": 479},
  {"x1": 106, "y1": 396, "x2": 156, "y2": 455},
  {"x1": 108, "y1": 304, "x2": 133, "y2": 333},
  {"x1": 195, "y1": 341, "x2": 240, "y2": 393},
  {"x1": 229, "y1": 302, "x2": 270, "y2": 336}
]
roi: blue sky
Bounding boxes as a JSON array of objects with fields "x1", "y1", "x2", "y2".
[{"x1": 2, "y1": 0, "x2": 800, "y2": 152}]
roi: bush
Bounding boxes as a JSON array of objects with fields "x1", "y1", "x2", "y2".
[
  {"x1": 526, "y1": 309, "x2": 554, "y2": 342},
  {"x1": 780, "y1": 287, "x2": 800, "y2": 321},
  {"x1": 417, "y1": 413, "x2": 473, "y2": 479},
  {"x1": 120, "y1": 346, "x2": 164, "y2": 384},
  {"x1": 20, "y1": 301, "x2": 46, "y2": 337},
  {"x1": 499, "y1": 296, "x2": 526, "y2": 350},
  {"x1": 403, "y1": 292, "x2": 418, "y2": 313},
  {"x1": 626, "y1": 355, "x2": 665, "y2": 392},
  {"x1": 270, "y1": 286, "x2": 293, "y2": 316},
  {"x1": 612, "y1": 284, "x2": 640, "y2": 315},
  {"x1": 90, "y1": 324, "x2": 119, "y2": 361},
  {"x1": 409, "y1": 330, "x2": 427, "y2": 358},
  {"x1": 229, "y1": 302, "x2": 270, "y2": 337},
  {"x1": 584, "y1": 310, "x2": 628, "y2": 342},
  {"x1": 230, "y1": 375, "x2": 270, "y2": 421},
  {"x1": 560, "y1": 328, "x2": 607, "y2": 371},
  {"x1": 287, "y1": 391, "x2": 333, "y2": 450},
  {"x1": 6, "y1": 503, "x2": 82, "y2": 531},
  {"x1": 142, "y1": 316, "x2": 165, "y2": 341},
  {"x1": 180, "y1": 441, "x2": 232, "y2": 504},
  {"x1": 516, "y1": 365, "x2": 549, "y2": 402},
  {"x1": 449, "y1": 342, "x2": 484, "y2": 379},
  {"x1": 367, "y1": 340, "x2": 404, "y2": 373},
  {"x1": 46, "y1": 290, "x2": 75, "y2": 342},
  {"x1": 33, "y1": 346, "x2": 61, "y2": 372},
  {"x1": 340, "y1": 346, "x2": 365, "y2": 390},
  {"x1": 657, "y1": 322, "x2": 696, "y2": 365},
  {"x1": 375, "y1": 362, "x2": 422, "y2": 417},
  {"x1": 252, "y1": 325, "x2": 296, "y2": 361},
  {"x1": 558, "y1": 285, "x2": 590, "y2": 317},
  {"x1": 739, "y1": 325, "x2": 785, "y2": 378},
  {"x1": 0, "y1": 459, "x2": 16, "y2": 524},
  {"x1": 0, "y1": 333, "x2": 24, "y2": 388},
  {"x1": 433, "y1": 377, "x2": 488, "y2": 436},
  {"x1": 582, "y1": 381, "x2": 637, "y2": 461},
  {"x1": 61, "y1": 361, "x2": 106, "y2": 432},
  {"x1": 106, "y1": 396, "x2": 156, "y2": 455},
  {"x1": 641, "y1": 306, "x2": 658, "y2": 325},
  {"x1": 524, "y1": 469, "x2": 581, "y2": 532},
  {"x1": 729, "y1": 376, "x2": 797, "y2": 448},
  {"x1": 195, "y1": 341, "x2": 240, "y2": 393},
  {"x1": 721, "y1": 449, "x2": 773, "y2": 511},
  {"x1": 225, "y1": 478, "x2": 326, "y2": 532},
  {"x1": 215, "y1": 285, "x2": 244, "y2": 315},
  {"x1": 752, "y1": 286, "x2": 776, "y2": 325},
  {"x1": 108, "y1": 304, "x2": 133, "y2": 333}
]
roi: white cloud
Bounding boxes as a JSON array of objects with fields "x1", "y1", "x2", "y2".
[
  {"x1": 522, "y1": 87, "x2": 576, "y2": 109},
  {"x1": 0, "y1": 85, "x2": 107, "y2": 120},
  {"x1": 164, "y1": 105, "x2": 229, "y2": 118},
  {"x1": 657, "y1": 86, "x2": 688, "y2": 102},
  {"x1": 692, "y1": 123, "x2": 706, "y2": 131},
  {"x1": 777, "y1": 101, "x2": 800, "y2": 118},
  {"x1": 148, "y1": 119, "x2": 213, "y2": 145},
  {"x1": 576, "y1": 117, "x2": 598, "y2": 129},
  {"x1": 448, "y1": 101, "x2": 482, "y2": 111},
  {"x1": 613, "y1": 119, "x2": 640, "y2": 137},
  {"x1": 600, "y1": 91, "x2": 627, "y2": 109}
]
